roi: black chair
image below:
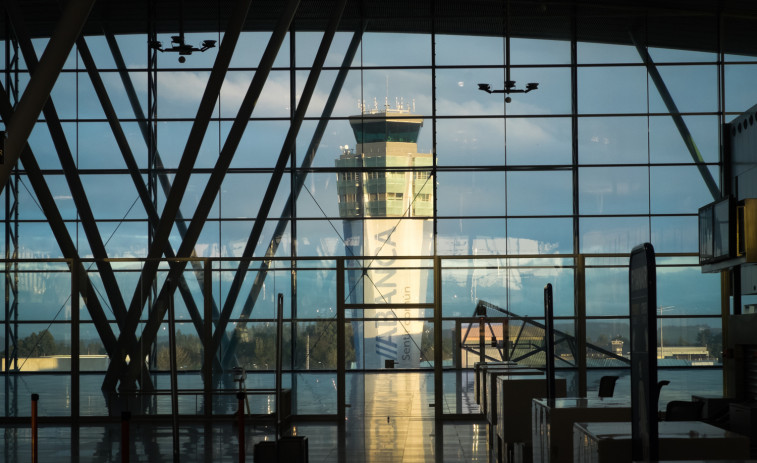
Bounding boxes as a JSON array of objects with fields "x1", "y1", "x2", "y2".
[
  {"x1": 657, "y1": 380, "x2": 670, "y2": 401},
  {"x1": 664, "y1": 400, "x2": 704, "y2": 421},
  {"x1": 598, "y1": 375, "x2": 619, "y2": 398}
]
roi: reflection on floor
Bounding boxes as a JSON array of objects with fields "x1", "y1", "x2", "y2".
[
  {"x1": 1, "y1": 420, "x2": 491, "y2": 462},
  {"x1": 1, "y1": 372, "x2": 492, "y2": 462}
]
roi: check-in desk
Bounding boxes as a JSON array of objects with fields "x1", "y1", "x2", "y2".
[
  {"x1": 532, "y1": 397, "x2": 631, "y2": 463},
  {"x1": 474, "y1": 361, "x2": 518, "y2": 405},
  {"x1": 495, "y1": 375, "x2": 567, "y2": 459},
  {"x1": 573, "y1": 421, "x2": 750, "y2": 463},
  {"x1": 483, "y1": 366, "x2": 543, "y2": 418}
]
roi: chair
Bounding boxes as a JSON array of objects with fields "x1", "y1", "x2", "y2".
[
  {"x1": 598, "y1": 375, "x2": 619, "y2": 398},
  {"x1": 664, "y1": 400, "x2": 704, "y2": 421},
  {"x1": 657, "y1": 380, "x2": 670, "y2": 401}
]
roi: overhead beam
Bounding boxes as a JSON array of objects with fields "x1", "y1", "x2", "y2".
[
  {"x1": 629, "y1": 26, "x2": 721, "y2": 200},
  {"x1": 103, "y1": 0, "x2": 264, "y2": 387},
  {"x1": 221, "y1": 23, "x2": 363, "y2": 368},
  {"x1": 0, "y1": 0, "x2": 95, "y2": 193},
  {"x1": 110, "y1": 0, "x2": 302, "y2": 386}
]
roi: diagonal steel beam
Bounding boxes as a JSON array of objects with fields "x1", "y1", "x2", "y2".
[
  {"x1": 111, "y1": 0, "x2": 302, "y2": 386},
  {"x1": 6, "y1": 1, "x2": 133, "y2": 333},
  {"x1": 101, "y1": 26, "x2": 235, "y2": 364},
  {"x1": 8, "y1": 1, "x2": 127, "y2": 319},
  {"x1": 120, "y1": 0, "x2": 254, "y2": 341},
  {"x1": 104, "y1": 0, "x2": 262, "y2": 387},
  {"x1": 0, "y1": 82, "x2": 120, "y2": 364},
  {"x1": 629, "y1": 27, "x2": 720, "y2": 200},
  {"x1": 213, "y1": 0, "x2": 347, "y2": 366},
  {"x1": 77, "y1": 35, "x2": 227, "y2": 373},
  {"x1": 221, "y1": 24, "x2": 363, "y2": 368},
  {"x1": 3, "y1": 0, "x2": 156, "y2": 391},
  {"x1": 0, "y1": 0, "x2": 95, "y2": 193}
]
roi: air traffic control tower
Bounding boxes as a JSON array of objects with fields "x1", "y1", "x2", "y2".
[{"x1": 336, "y1": 103, "x2": 434, "y2": 369}]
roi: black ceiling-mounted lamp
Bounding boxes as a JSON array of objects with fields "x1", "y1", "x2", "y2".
[
  {"x1": 149, "y1": 0, "x2": 216, "y2": 63},
  {"x1": 478, "y1": 0, "x2": 540, "y2": 102}
]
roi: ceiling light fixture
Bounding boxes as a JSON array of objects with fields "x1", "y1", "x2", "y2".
[
  {"x1": 149, "y1": 0, "x2": 216, "y2": 63},
  {"x1": 478, "y1": 0, "x2": 539, "y2": 103}
]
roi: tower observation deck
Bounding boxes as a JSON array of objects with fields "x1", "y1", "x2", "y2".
[{"x1": 335, "y1": 106, "x2": 432, "y2": 219}]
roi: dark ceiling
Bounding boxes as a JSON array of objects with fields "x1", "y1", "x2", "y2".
[{"x1": 8, "y1": 0, "x2": 757, "y2": 57}]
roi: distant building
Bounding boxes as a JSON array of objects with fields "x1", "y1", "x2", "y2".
[{"x1": 657, "y1": 346, "x2": 710, "y2": 361}]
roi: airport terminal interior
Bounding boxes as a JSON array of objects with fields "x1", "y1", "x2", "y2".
[{"x1": 2, "y1": 0, "x2": 757, "y2": 461}]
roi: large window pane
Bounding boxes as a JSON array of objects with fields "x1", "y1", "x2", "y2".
[
  {"x1": 436, "y1": 118, "x2": 505, "y2": 166},
  {"x1": 509, "y1": 218, "x2": 573, "y2": 254},
  {"x1": 506, "y1": 117, "x2": 572, "y2": 166},
  {"x1": 649, "y1": 115, "x2": 719, "y2": 164},
  {"x1": 657, "y1": 267, "x2": 720, "y2": 316},
  {"x1": 725, "y1": 64, "x2": 757, "y2": 113},
  {"x1": 437, "y1": 68, "x2": 505, "y2": 117},
  {"x1": 507, "y1": 171, "x2": 572, "y2": 216},
  {"x1": 578, "y1": 117, "x2": 648, "y2": 165},
  {"x1": 648, "y1": 65, "x2": 718, "y2": 114},
  {"x1": 579, "y1": 167, "x2": 649, "y2": 215},
  {"x1": 360, "y1": 32, "x2": 431, "y2": 67},
  {"x1": 651, "y1": 216, "x2": 698, "y2": 253},
  {"x1": 578, "y1": 42, "x2": 642, "y2": 65},
  {"x1": 437, "y1": 218, "x2": 507, "y2": 256},
  {"x1": 506, "y1": 67, "x2": 571, "y2": 116},
  {"x1": 586, "y1": 267, "x2": 628, "y2": 316},
  {"x1": 578, "y1": 66, "x2": 647, "y2": 114},
  {"x1": 435, "y1": 34, "x2": 503, "y2": 66},
  {"x1": 580, "y1": 217, "x2": 649, "y2": 254},
  {"x1": 651, "y1": 166, "x2": 717, "y2": 215},
  {"x1": 437, "y1": 171, "x2": 506, "y2": 217}
]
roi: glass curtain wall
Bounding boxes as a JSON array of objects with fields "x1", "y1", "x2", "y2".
[{"x1": 0, "y1": 2, "x2": 742, "y2": 421}]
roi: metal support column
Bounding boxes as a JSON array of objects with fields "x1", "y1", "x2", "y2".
[
  {"x1": 0, "y1": 0, "x2": 95, "y2": 191},
  {"x1": 433, "y1": 256, "x2": 443, "y2": 457},
  {"x1": 203, "y1": 259, "x2": 214, "y2": 417},
  {"x1": 571, "y1": 8, "x2": 587, "y2": 397},
  {"x1": 71, "y1": 260, "x2": 80, "y2": 461},
  {"x1": 575, "y1": 255, "x2": 587, "y2": 397},
  {"x1": 336, "y1": 259, "x2": 346, "y2": 462},
  {"x1": 3, "y1": 16, "x2": 20, "y2": 443},
  {"x1": 721, "y1": 270, "x2": 732, "y2": 396},
  {"x1": 167, "y1": 279, "x2": 180, "y2": 462}
]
